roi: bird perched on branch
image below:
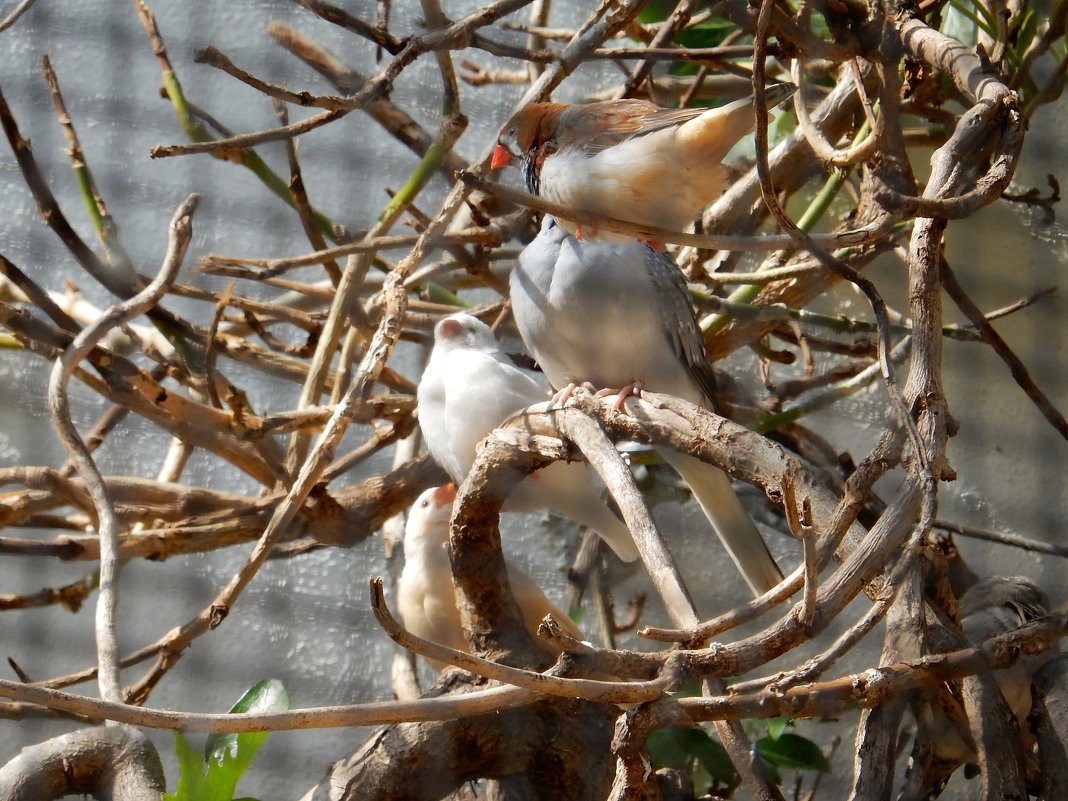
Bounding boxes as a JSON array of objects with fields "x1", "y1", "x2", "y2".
[
  {"x1": 416, "y1": 312, "x2": 639, "y2": 563},
  {"x1": 491, "y1": 84, "x2": 796, "y2": 243},
  {"x1": 510, "y1": 219, "x2": 783, "y2": 596},
  {"x1": 928, "y1": 575, "x2": 1052, "y2": 765},
  {"x1": 398, "y1": 484, "x2": 584, "y2": 671}
]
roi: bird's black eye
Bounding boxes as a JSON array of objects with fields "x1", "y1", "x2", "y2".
[
  {"x1": 508, "y1": 127, "x2": 516, "y2": 138},
  {"x1": 420, "y1": 499, "x2": 430, "y2": 509}
]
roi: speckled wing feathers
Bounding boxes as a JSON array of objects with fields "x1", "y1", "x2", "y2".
[{"x1": 643, "y1": 246, "x2": 719, "y2": 407}]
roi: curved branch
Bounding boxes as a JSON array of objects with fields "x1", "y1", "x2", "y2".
[
  {"x1": 791, "y1": 59, "x2": 881, "y2": 167},
  {"x1": 369, "y1": 577, "x2": 675, "y2": 704},
  {"x1": 876, "y1": 18, "x2": 1025, "y2": 218},
  {"x1": 47, "y1": 194, "x2": 198, "y2": 704},
  {"x1": 0, "y1": 725, "x2": 164, "y2": 801}
]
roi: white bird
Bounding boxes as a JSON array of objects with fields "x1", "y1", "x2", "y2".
[
  {"x1": 398, "y1": 484, "x2": 584, "y2": 671},
  {"x1": 416, "y1": 312, "x2": 639, "y2": 563},
  {"x1": 510, "y1": 219, "x2": 783, "y2": 596}
]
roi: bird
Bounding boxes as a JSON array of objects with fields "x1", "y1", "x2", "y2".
[
  {"x1": 958, "y1": 575, "x2": 1050, "y2": 717},
  {"x1": 416, "y1": 312, "x2": 639, "y2": 563},
  {"x1": 491, "y1": 84, "x2": 796, "y2": 243},
  {"x1": 510, "y1": 218, "x2": 783, "y2": 596},
  {"x1": 929, "y1": 576, "x2": 1051, "y2": 762},
  {"x1": 397, "y1": 484, "x2": 585, "y2": 671}
]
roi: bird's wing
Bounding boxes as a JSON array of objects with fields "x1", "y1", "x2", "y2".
[
  {"x1": 439, "y1": 349, "x2": 548, "y2": 476},
  {"x1": 643, "y1": 247, "x2": 720, "y2": 407},
  {"x1": 561, "y1": 100, "x2": 707, "y2": 153}
]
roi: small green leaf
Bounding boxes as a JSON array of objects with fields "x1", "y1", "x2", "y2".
[
  {"x1": 1010, "y1": 9, "x2": 1039, "y2": 63},
  {"x1": 163, "y1": 679, "x2": 291, "y2": 801},
  {"x1": 673, "y1": 18, "x2": 735, "y2": 49},
  {"x1": 424, "y1": 282, "x2": 469, "y2": 307},
  {"x1": 648, "y1": 727, "x2": 737, "y2": 785},
  {"x1": 670, "y1": 680, "x2": 703, "y2": 698},
  {"x1": 638, "y1": 0, "x2": 676, "y2": 24},
  {"x1": 164, "y1": 731, "x2": 225, "y2": 801},
  {"x1": 763, "y1": 716, "x2": 790, "y2": 741},
  {"x1": 205, "y1": 678, "x2": 291, "y2": 763},
  {"x1": 198, "y1": 679, "x2": 290, "y2": 801},
  {"x1": 809, "y1": 11, "x2": 832, "y2": 38},
  {"x1": 756, "y1": 733, "x2": 830, "y2": 772}
]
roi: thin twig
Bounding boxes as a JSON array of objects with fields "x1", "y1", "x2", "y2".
[
  {"x1": 369, "y1": 578, "x2": 673, "y2": 704},
  {"x1": 463, "y1": 171, "x2": 880, "y2": 251},
  {"x1": 0, "y1": 0, "x2": 39, "y2": 33},
  {"x1": 941, "y1": 256, "x2": 1068, "y2": 441}
]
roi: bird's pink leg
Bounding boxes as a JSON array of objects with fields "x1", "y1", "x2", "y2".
[
  {"x1": 595, "y1": 381, "x2": 645, "y2": 412},
  {"x1": 551, "y1": 381, "x2": 597, "y2": 407}
]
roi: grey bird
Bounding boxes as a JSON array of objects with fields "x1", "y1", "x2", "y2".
[
  {"x1": 510, "y1": 218, "x2": 783, "y2": 596},
  {"x1": 416, "y1": 312, "x2": 639, "y2": 563},
  {"x1": 931, "y1": 575, "x2": 1051, "y2": 763}
]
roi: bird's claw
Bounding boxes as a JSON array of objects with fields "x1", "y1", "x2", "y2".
[
  {"x1": 594, "y1": 382, "x2": 644, "y2": 412},
  {"x1": 551, "y1": 381, "x2": 597, "y2": 407}
]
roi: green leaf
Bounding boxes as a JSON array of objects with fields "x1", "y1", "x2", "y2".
[
  {"x1": 204, "y1": 678, "x2": 290, "y2": 762},
  {"x1": 648, "y1": 727, "x2": 737, "y2": 785},
  {"x1": 808, "y1": 11, "x2": 831, "y2": 39},
  {"x1": 638, "y1": 0, "x2": 676, "y2": 24},
  {"x1": 164, "y1": 679, "x2": 290, "y2": 801},
  {"x1": 199, "y1": 679, "x2": 291, "y2": 801},
  {"x1": 164, "y1": 731, "x2": 225, "y2": 801},
  {"x1": 670, "y1": 680, "x2": 703, "y2": 698},
  {"x1": 1010, "y1": 9, "x2": 1039, "y2": 64},
  {"x1": 763, "y1": 716, "x2": 791, "y2": 741},
  {"x1": 756, "y1": 733, "x2": 830, "y2": 772},
  {"x1": 673, "y1": 18, "x2": 735, "y2": 49}
]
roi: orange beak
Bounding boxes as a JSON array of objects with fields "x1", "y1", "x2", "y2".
[
  {"x1": 490, "y1": 143, "x2": 512, "y2": 170},
  {"x1": 432, "y1": 483, "x2": 457, "y2": 506}
]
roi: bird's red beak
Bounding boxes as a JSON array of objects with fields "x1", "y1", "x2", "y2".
[{"x1": 490, "y1": 143, "x2": 512, "y2": 170}]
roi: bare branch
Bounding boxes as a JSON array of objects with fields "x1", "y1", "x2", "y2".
[
  {"x1": 47, "y1": 194, "x2": 198, "y2": 704},
  {"x1": 0, "y1": 725, "x2": 164, "y2": 801}
]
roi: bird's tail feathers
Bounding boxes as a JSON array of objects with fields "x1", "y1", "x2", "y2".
[
  {"x1": 505, "y1": 462, "x2": 640, "y2": 563},
  {"x1": 678, "y1": 82, "x2": 797, "y2": 162},
  {"x1": 661, "y1": 450, "x2": 783, "y2": 596}
]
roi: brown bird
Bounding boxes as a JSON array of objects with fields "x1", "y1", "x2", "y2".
[
  {"x1": 492, "y1": 84, "x2": 796, "y2": 242},
  {"x1": 397, "y1": 484, "x2": 584, "y2": 672}
]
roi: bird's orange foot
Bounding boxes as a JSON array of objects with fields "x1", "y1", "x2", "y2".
[
  {"x1": 595, "y1": 382, "x2": 645, "y2": 412},
  {"x1": 638, "y1": 239, "x2": 666, "y2": 252}
]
